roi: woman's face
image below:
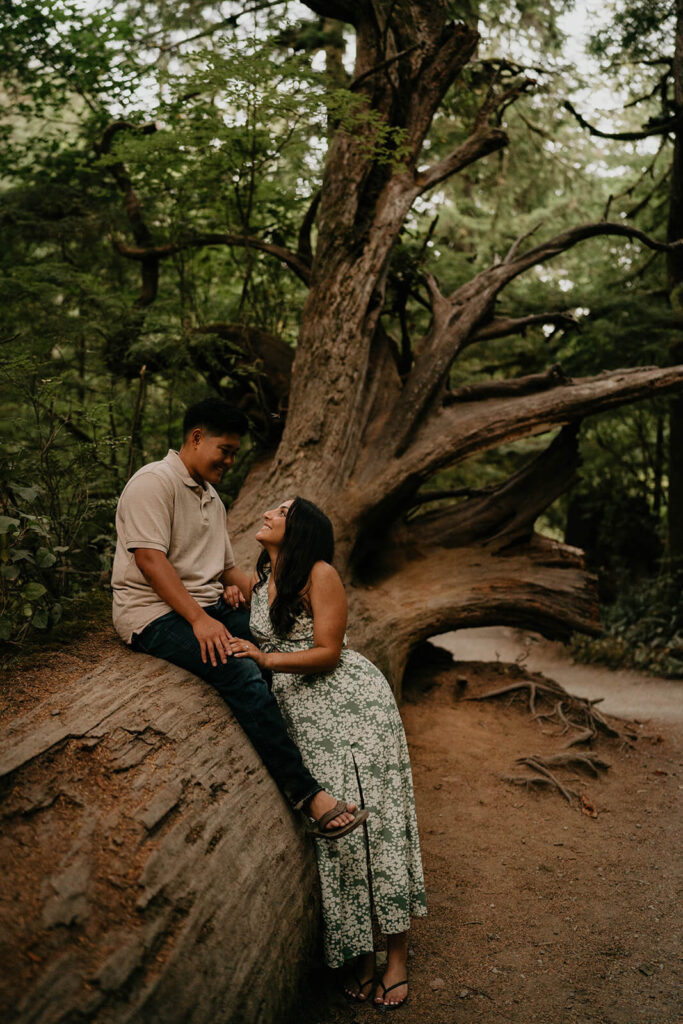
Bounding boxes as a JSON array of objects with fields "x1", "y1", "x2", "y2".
[{"x1": 255, "y1": 499, "x2": 293, "y2": 546}]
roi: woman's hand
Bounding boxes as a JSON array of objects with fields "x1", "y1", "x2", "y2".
[
  {"x1": 222, "y1": 584, "x2": 248, "y2": 609},
  {"x1": 228, "y1": 636, "x2": 269, "y2": 669}
]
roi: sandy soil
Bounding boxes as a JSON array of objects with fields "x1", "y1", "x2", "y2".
[{"x1": 299, "y1": 648, "x2": 682, "y2": 1024}]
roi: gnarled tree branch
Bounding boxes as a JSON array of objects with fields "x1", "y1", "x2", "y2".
[
  {"x1": 392, "y1": 424, "x2": 580, "y2": 553},
  {"x1": 380, "y1": 221, "x2": 683, "y2": 455},
  {"x1": 563, "y1": 100, "x2": 679, "y2": 141},
  {"x1": 415, "y1": 126, "x2": 508, "y2": 193},
  {"x1": 469, "y1": 311, "x2": 579, "y2": 343},
  {"x1": 361, "y1": 363, "x2": 683, "y2": 513},
  {"x1": 114, "y1": 234, "x2": 312, "y2": 285},
  {"x1": 445, "y1": 364, "x2": 571, "y2": 402}
]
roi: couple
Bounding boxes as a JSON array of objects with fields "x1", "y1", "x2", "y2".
[{"x1": 111, "y1": 397, "x2": 426, "y2": 1009}]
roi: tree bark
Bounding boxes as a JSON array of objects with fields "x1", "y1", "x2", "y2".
[{"x1": 0, "y1": 653, "x2": 318, "y2": 1024}]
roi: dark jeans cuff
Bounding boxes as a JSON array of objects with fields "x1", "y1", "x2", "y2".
[{"x1": 292, "y1": 786, "x2": 323, "y2": 813}]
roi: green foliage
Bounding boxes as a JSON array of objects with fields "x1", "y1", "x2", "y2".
[
  {"x1": 0, "y1": 357, "x2": 121, "y2": 644},
  {"x1": 570, "y1": 573, "x2": 683, "y2": 679},
  {"x1": 0, "y1": 0, "x2": 679, "y2": 659}
]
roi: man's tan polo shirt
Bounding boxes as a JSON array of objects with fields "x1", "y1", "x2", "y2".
[{"x1": 112, "y1": 450, "x2": 236, "y2": 643}]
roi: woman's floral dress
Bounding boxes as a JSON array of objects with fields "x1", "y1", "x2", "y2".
[{"x1": 249, "y1": 577, "x2": 427, "y2": 968}]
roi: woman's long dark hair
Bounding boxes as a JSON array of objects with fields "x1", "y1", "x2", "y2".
[{"x1": 255, "y1": 497, "x2": 334, "y2": 635}]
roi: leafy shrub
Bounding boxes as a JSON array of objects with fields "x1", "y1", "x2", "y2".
[
  {"x1": 0, "y1": 493, "x2": 63, "y2": 640},
  {"x1": 570, "y1": 572, "x2": 683, "y2": 679}
]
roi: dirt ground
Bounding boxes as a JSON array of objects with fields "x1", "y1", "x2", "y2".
[
  {"x1": 298, "y1": 652, "x2": 682, "y2": 1024},
  {"x1": 1, "y1": 632, "x2": 681, "y2": 1024}
]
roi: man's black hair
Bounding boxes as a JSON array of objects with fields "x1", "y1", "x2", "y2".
[{"x1": 182, "y1": 398, "x2": 249, "y2": 438}]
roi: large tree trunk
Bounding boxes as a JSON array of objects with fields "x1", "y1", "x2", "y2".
[
  {"x1": 112, "y1": 0, "x2": 683, "y2": 687},
  {"x1": 0, "y1": 652, "x2": 318, "y2": 1024},
  {"x1": 217, "y1": 1, "x2": 683, "y2": 695}
]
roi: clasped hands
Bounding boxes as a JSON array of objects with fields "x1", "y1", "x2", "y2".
[{"x1": 192, "y1": 606, "x2": 266, "y2": 669}]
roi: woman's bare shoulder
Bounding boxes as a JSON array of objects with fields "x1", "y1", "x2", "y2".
[{"x1": 310, "y1": 560, "x2": 343, "y2": 586}]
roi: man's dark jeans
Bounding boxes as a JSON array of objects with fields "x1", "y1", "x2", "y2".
[{"x1": 131, "y1": 598, "x2": 321, "y2": 809}]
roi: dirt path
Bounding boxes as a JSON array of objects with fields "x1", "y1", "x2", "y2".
[
  {"x1": 299, "y1": 651, "x2": 682, "y2": 1024},
  {"x1": 436, "y1": 627, "x2": 683, "y2": 723}
]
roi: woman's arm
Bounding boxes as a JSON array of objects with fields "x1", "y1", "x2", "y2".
[
  {"x1": 221, "y1": 566, "x2": 255, "y2": 606},
  {"x1": 230, "y1": 561, "x2": 347, "y2": 674}
]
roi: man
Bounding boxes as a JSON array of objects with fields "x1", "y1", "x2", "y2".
[{"x1": 111, "y1": 397, "x2": 366, "y2": 838}]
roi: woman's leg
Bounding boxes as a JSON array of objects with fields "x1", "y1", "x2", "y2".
[
  {"x1": 374, "y1": 931, "x2": 409, "y2": 1007},
  {"x1": 343, "y1": 951, "x2": 376, "y2": 1001}
]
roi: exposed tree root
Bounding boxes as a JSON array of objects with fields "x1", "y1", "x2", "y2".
[
  {"x1": 502, "y1": 753, "x2": 611, "y2": 805},
  {"x1": 469, "y1": 671, "x2": 621, "y2": 809},
  {"x1": 469, "y1": 675, "x2": 622, "y2": 744}
]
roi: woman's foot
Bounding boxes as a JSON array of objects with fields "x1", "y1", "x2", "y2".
[
  {"x1": 308, "y1": 791, "x2": 357, "y2": 830},
  {"x1": 374, "y1": 931, "x2": 409, "y2": 1009},
  {"x1": 343, "y1": 952, "x2": 375, "y2": 1002}
]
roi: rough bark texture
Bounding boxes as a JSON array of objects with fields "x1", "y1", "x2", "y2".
[{"x1": 0, "y1": 652, "x2": 318, "y2": 1024}]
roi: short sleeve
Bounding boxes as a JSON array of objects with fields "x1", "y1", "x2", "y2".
[
  {"x1": 119, "y1": 472, "x2": 173, "y2": 553},
  {"x1": 224, "y1": 512, "x2": 236, "y2": 570}
]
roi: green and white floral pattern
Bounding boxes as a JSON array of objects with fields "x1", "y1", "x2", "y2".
[{"x1": 250, "y1": 577, "x2": 427, "y2": 968}]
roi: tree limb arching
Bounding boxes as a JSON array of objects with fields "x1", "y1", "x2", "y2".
[
  {"x1": 380, "y1": 222, "x2": 683, "y2": 457},
  {"x1": 445, "y1": 365, "x2": 571, "y2": 401},
  {"x1": 114, "y1": 234, "x2": 312, "y2": 286},
  {"x1": 361, "y1": 363, "x2": 683, "y2": 512},
  {"x1": 392, "y1": 424, "x2": 581, "y2": 554},
  {"x1": 563, "y1": 99, "x2": 679, "y2": 141},
  {"x1": 415, "y1": 126, "x2": 508, "y2": 194},
  {"x1": 350, "y1": 535, "x2": 600, "y2": 688},
  {"x1": 469, "y1": 312, "x2": 579, "y2": 343}
]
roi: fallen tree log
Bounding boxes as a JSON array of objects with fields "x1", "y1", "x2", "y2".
[{"x1": 0, "y1": 648, "x2": 319, "y2": 1024}]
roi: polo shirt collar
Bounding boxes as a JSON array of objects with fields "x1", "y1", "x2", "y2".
[{"x1": 163, "y1": 450, "x2": 217, "y2": 499}]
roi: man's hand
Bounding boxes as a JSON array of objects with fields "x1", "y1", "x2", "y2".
[
  {"x1": 222, "y1": 584, "x2": 247, "y2": 609},
  {"x1": 192, "y1": 611, "x2": 234, "y2": 667}
]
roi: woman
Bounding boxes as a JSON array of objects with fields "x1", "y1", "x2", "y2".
[{"x1": 229, "y1": 497, "x2": 427, "y2": 1010}]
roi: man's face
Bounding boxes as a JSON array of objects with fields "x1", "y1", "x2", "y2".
[{"x1": 190, "y1": 430, "x2": 241, "y2": 485}]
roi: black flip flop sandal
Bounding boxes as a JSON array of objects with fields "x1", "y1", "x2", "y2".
[
  {"x1": 343, "y1": 971, "x2": 374, "y2": 1002},
  {"x1": 374, "y1": 979, "x2": 409, "y2": 1011}
]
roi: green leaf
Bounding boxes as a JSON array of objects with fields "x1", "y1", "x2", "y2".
[
  {"x1": 0, "y1": 619, "x2": 12, "y2": 641},
  {"x1": 32, "y1": 608, "x2": 49, "y2": 629},
  {"x1": 0, "y1": 564, "x2": 20, "y2": 580},
  {"x1": 0, "y1": 516, "x2": 20, "y2": 535},
  {"x1": 12, "y1": 550, "x2": 35, "y2": 564},
  {"x1": 22, "y1": 582, "x2": 47, "y2": 601},
  {"x1": 35, "y1": 547, "x2": 57, "y2": 568},
  {"x1": 14, "y1": 484, "x2": 40, "y2": 503}
]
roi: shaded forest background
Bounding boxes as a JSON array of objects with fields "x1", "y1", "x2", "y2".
[{"x1": 1, "y1": 0, "x2": 681, "y2": 677}]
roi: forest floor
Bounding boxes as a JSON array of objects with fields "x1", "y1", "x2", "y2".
[
  {"x1": 298, "y1": 637, "x2": 682, "y2": 1024},
  {"x1": 1, "y1": 627, "x2": 681, "y2": 1024}
]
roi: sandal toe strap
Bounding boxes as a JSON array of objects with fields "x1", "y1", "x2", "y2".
[{"x1": 315, "y1": 800, "x2": 348, "y2": 831}]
